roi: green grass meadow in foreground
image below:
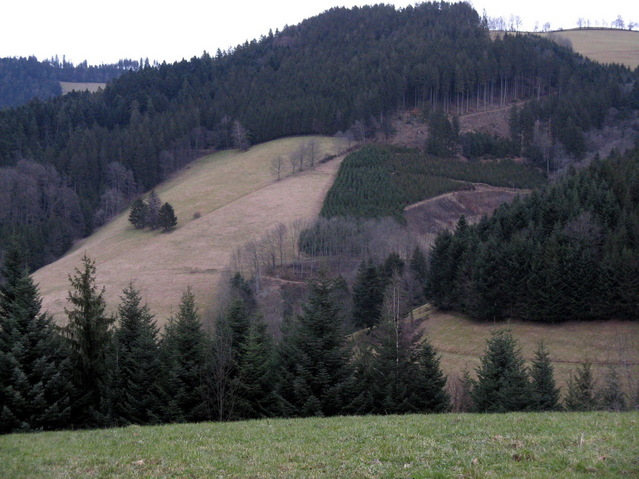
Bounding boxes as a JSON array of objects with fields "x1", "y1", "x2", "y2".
[{"x1": 1, "y1": 412, "x2": 637, "y2": 478}]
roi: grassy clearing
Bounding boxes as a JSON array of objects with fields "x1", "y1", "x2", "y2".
[
  {"x1": 1, "y1": 412, "x2": 636, "y2": 478},
  {"x1": 32, "y1": 137, "x2": 344, "y2": 326},
  {"x1": 538, "y1": 29, "x2": 639, "y2": 68},
  {"x1": 418, "y1": 310, "x2": 639, "y2": 394},
  {"x1": 59, "y1": 81, "x2": 106, "y2": 94}
]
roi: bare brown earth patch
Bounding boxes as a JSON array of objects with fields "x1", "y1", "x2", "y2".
[{"x1": 404, "y1": 184, "x2": 529, "y2": 236}]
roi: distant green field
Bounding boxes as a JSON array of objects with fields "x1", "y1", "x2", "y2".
[
  {"x1": 1, "y1": 412, "x2": 636, "y2": 478},
  {"x1": 59, "y1": 81, "x2": 106, "y2": 94}
]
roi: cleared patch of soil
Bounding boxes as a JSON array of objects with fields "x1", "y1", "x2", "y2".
[{"x1": 404, "y1": 184, "x2": 529, "y2": 236}]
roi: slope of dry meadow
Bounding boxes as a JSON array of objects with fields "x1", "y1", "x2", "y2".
[
  {"x1": 540, "y1": 29, "x2": 639, "y2": 68},
  {"x1": 32, "y1": 137, "x2": 346, "y2": 326}
]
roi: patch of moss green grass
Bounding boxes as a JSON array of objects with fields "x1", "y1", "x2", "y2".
[{"x1": 2, "y1": 412, "x2": 637, "y2": 478}]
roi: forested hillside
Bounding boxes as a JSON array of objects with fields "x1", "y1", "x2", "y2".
[
  {"x1": 1, "y1": 2, "x2": 638, "y2": 269},
  {"x1": 0, "y1": 56, "x2": 138, "y2": 108},
  {"x1": 426, "y1": 146, "x2": 639, "y2": 322}
]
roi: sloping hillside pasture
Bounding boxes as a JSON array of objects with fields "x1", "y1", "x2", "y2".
[
  {"x1": 1, "y1": 412, "x2": 637, "y2": 478},
  {"x1": 540, "y1": 29, "x2": 639, "y2": 69},
  {"x1": 59, "y1": 81, "x2": 106, "y2": 94},
  {"x1": 414, "y1": 308, "x2": 639, "y2": 397},
  {"x1": 32, "y1": 137, "x2": 344, "y2": 326}
]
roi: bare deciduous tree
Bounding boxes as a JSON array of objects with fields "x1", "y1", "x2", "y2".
[
  {"x1": 270, "y1": 155, "x2": 286, "y2": 180},
  {"x1": 232, "y1": 120, "x2": 250, "y2": 151}
]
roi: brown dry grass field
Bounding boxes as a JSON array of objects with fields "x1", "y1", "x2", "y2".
[
  {"x1": 59, "y1": 81, "x2": 106, "y2": 94},
  {"x1": 540, "y1": 29, "x2": 639, "y2": 68},
  {"x1": 32, "y1": 137, "x2": 345, "y2": 327},
  {"x1": 413, "y1": 307, "x2": 639, "y2": 395}
]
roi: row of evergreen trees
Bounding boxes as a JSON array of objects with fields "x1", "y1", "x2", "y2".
[
  {"x1": 0, "y1": 246, "x2": 450, "y2": 433},
  {"x1": 467, "y1": 329, "x2": 630, "y2": 413},
  {"x1": 1, "y1": 243, "x2": 632, "y2": 434},
  {"x1": 425, "y1": 146, "x2": 639, "y2": 322}
]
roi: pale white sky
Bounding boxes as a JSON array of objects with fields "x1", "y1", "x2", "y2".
[{"x1": 1, "y1": 1, "x2": 636, "y2": 65}]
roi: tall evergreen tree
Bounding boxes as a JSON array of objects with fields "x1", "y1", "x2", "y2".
[
  {"x1": 471, "y1": 329, "x2": 532, "y2": 412},
  {"x1": 0, "y1": 241, "x2": 72, "y2": 433},
  {"x1": 564, "y1": 361, "x2": 597, "y2": 411},
  {"x1": 409, "y1": 246, "x2": 428, "y2": 305},
  {"x1": 275, "y1": 276, "x2": 354, "y2": 417},
  {"x1": 413, "y1": 338, "x2": 450, "y2": 413},
  {"x1": 352, "y1": 259, "x2": 385, "y2": 329},
  {"x1": 597, "y1": 366, "x2": 626, "y2": 412},
  {"x1": 63, "y1": 254, "x2": 115, "y2": 427},
  {"x1": 529, "y1": 341, "x2": 560, "y2": 411},
  {"x1": 158, "y1": 202, "x2": 178, "y2": 232},
  {"x1": 128, "y1": 198, "x2": 148, "y2": 229},
  {"x1": 112, "y1": 283, "x2": 165, "y2": 425},
  {"x1": 235, "y1": 316, "x2": 277, "y2": 418},
  {"x1": 368, "y1": 314, "x2": 421, "y2": 414},
  {"x1": 161, "y1": 287, "x2": 208, "y2": 423}
]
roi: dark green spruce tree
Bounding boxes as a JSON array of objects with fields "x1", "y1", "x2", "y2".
[
  {"x1": 112, "y1": 282, "x2": 165, "y2": 425},
  {"x1": 471, "y1": 329, "x2": 532, "y2": 412},
  {"x1": 158, "y1": 202, "x2": 178, "y2": 232},
  {"x1": 597, "y1": 366, "x2": 626, "y2": 412},
  {"x1": 128, "y1": 198, "x2": 148, "y2": 229},
  {"x1": 275, "y1": 276, "x2": 354, "y2": 417},
  {"x1": 0, "y1": 241, "x2": 73, "y2": 433},
  {"x1": 366, "y1": 272, "x2": 420, "y2": 414},
  {"x1": 409, "y1": 246, "x2": 428, "y2": 305},
  {"x1": 352, "y1": 259, "x2": 385, "y2": 329},
  {"x1": 235, "y1": 316, "x2": 277, "y2": 418},
  {"x1": 529, "y1": 341, "x2": 560, "y2": 411},
  {"x1": 368, "y1": 314, "x2": 422, "y2": 414},
  {"x1": 63, "y1": 254, "x2": 115, "y2": 428},
  {"x1": 161, "y1": 287, "x2": 208, "y2": 423},
  {"x1": 564, "y1": 361, "x2": 597, "y2": 411},
  {"x1": 413, "y1": 337, "x2": 450, "y2": 413}
]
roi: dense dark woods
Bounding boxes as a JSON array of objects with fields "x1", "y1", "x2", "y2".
[
  {"x1": 1, "y1": 2, "x2": 637, "y2": 269},
  {"x1": 425, "y1": 147, "x2": 639, "y2": 322}
]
